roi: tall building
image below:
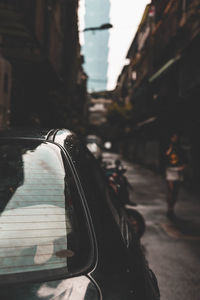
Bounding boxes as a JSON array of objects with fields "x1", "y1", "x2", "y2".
[{"x1": 82, "y1": 0, "x2": 110, "y2": 92}]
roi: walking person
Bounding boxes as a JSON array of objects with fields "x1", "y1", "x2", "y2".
[{"x1": 165, "y1": 133, "x2": 185, "y2": 219}]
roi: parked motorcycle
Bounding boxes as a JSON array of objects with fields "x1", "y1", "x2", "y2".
[{"x1": 103, "y1": 159, "x2": 146, "y2": 239}]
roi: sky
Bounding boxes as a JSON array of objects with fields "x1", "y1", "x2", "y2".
[{"x1": 79, "y1": 0, "x2": 150, "y2": 91}]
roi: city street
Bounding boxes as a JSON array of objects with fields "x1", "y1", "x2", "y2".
[
  {"x1": 103, "y1": 152, "x2": 200, "y2": 300},
  {"x1": 1, "y1": 1, "x2": 200, "y2": 299}
]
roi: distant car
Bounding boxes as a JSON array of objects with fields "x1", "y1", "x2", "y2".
[
  {"x1": 86, "y1": 134, "x2": 103, "y2": 160},
  {"x1": 0, "y1": 129, "x2": 159, "y2": 300}
]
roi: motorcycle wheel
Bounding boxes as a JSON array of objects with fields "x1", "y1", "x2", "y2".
[{"x1": 126, "y1": 209, "x2": 145, "y2": 239}]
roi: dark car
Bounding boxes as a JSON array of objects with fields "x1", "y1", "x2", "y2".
[{"x1": 0, "y1": 129, "x2": 159, "y2": 300}]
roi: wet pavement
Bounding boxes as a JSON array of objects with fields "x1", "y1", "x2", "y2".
[{"x1": 103, "y1": 152, "x2": 200, "y2": 300}]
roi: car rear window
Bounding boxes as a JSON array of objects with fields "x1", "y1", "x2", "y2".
[{"x1": 0, "y1": 140, "x2": 92, "y2": 278}]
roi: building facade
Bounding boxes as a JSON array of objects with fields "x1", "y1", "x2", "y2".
[
  {"x1": 114, "y1": 0, "x2": 200, "y2": 189},
  {"x1": 0, "y1": 0, "x2": 87, "y2": 129}
]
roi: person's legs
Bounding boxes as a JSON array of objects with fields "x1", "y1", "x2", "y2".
[
  {"x1": 172, "y1": 181, "x2": 180, "y2": 208},
  {"x1": 166, "y1": 180, "x2": 180, "y2": 218},
  {"x1": 167, "y1": 180, "x2": 174, "y2": 213}
]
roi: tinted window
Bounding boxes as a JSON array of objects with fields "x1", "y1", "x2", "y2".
[{"x1": 0, "y1": 140, "x2": 92, "y2": 278}]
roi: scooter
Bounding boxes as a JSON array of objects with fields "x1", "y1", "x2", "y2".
[{"x1": 104, "y1": 159, "x2": 145, "y2": 239}]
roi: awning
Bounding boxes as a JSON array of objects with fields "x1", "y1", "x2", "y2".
[
  {"x1": 136, "y1": 116, "x2": 157, "y2": 128},
  {"x1": 149, "y1": 54, "x2": 181, "y2": 83}
]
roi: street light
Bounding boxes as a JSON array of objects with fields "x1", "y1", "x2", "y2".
[{"x1": 82, "y1": 23, "x2": 113, "y2": 32}]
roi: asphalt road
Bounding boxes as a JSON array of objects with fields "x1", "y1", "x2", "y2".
[{"x1": 103, "y1": 152, "x2": 200, "y2": 300}]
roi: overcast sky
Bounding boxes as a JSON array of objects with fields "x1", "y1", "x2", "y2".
[{"x1": 79, "y1": 0, "x2": 150, "y2": 91}]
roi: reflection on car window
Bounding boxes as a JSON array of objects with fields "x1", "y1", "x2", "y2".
[{"x1": 0, "y1": 141, "x2": 91, "y2": 277}]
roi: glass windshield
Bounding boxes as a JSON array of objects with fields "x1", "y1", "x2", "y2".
[{"x1": 0, "y1": 140, "x2": 91, "y2": 277}]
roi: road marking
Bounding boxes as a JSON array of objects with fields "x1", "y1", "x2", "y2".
[{"x1": 161, "y1": 223, "x2": 200, "y2": 240}]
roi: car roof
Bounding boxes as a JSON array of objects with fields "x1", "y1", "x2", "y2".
[
  {"x1": 0, "y1": 128, "x2": 77, "y2": 140},
  {"x1": 0, "y1": 128, "x2": 82, "y2": 159},
  {"x1": 0, "y1": 128, "x2": 53, "y2": 140}
]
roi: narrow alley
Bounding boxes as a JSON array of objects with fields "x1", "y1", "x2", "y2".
[{"x1": 103, "y1": 152, "x2": 200, "y2": 300}]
